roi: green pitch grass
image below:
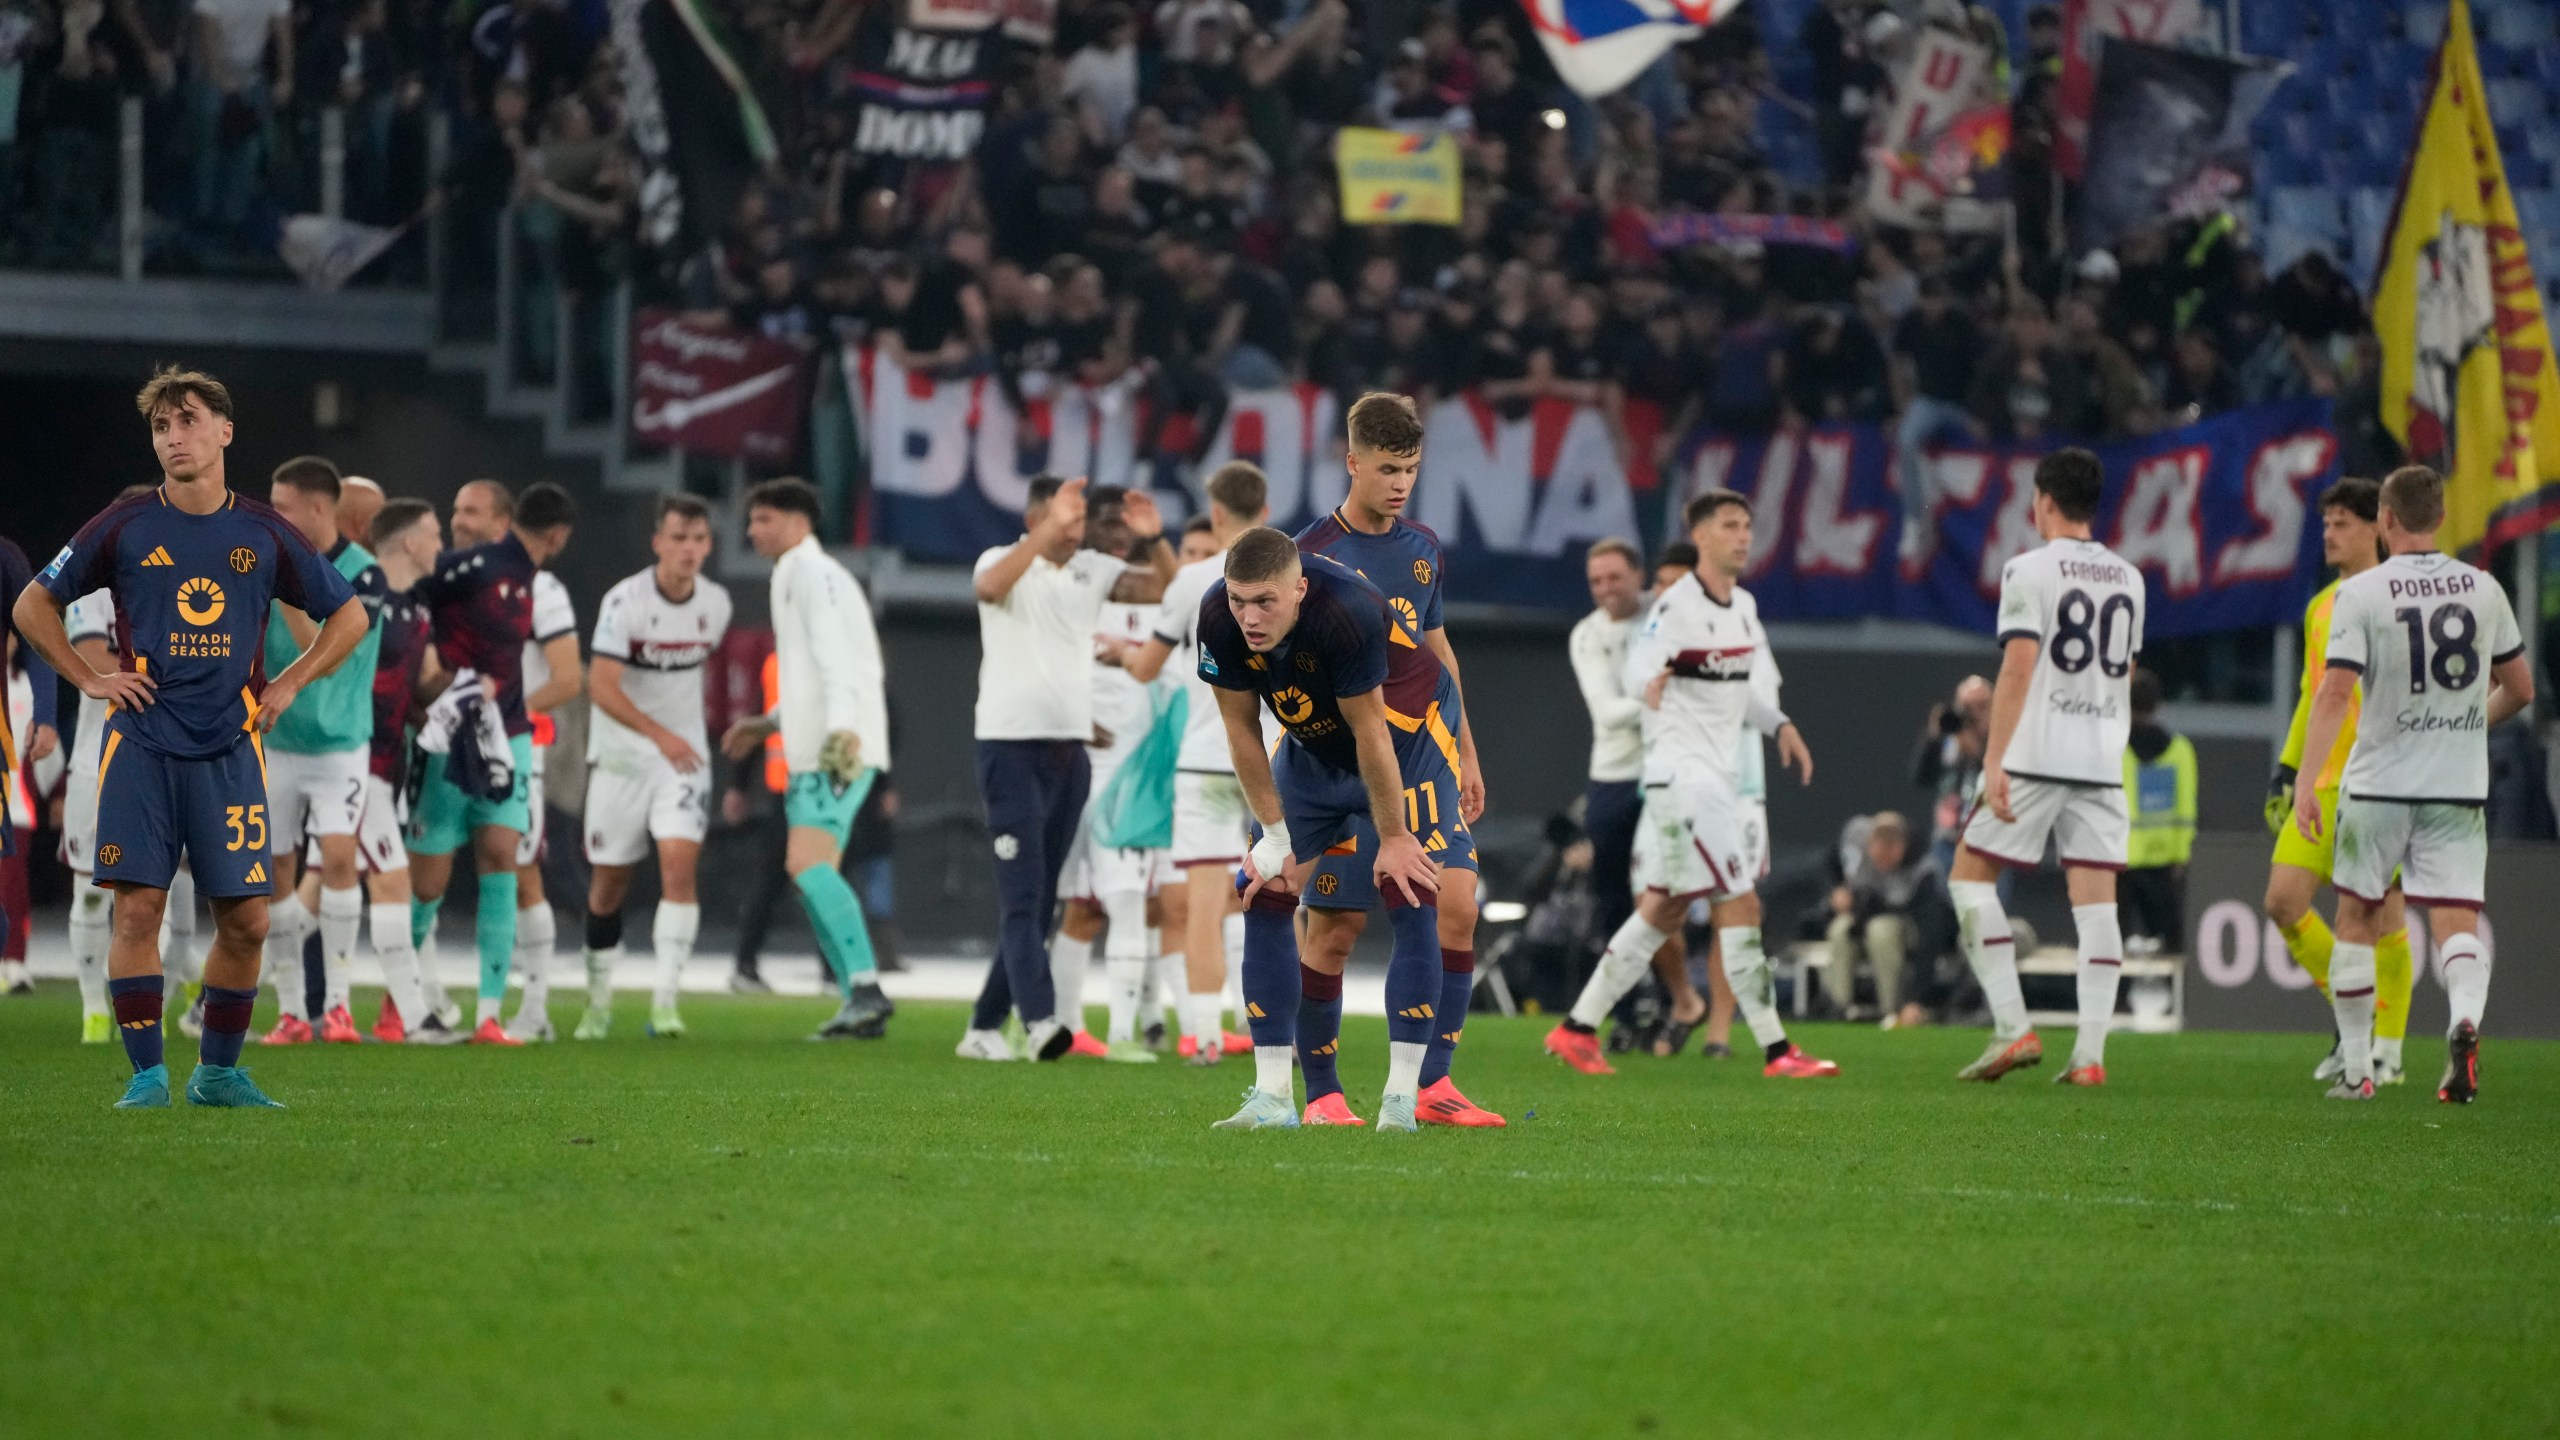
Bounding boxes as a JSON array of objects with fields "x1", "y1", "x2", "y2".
[{"x1": 5, "y1": 988, "x2": 2556, "y2": 1439}]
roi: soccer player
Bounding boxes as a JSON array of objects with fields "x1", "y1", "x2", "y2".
[
  {"x1": 574, "y1": 495, "x2": 733, "y2": 1039},
  {"x1": 962, "y1": 474, "x2": 1177, "y2": 1061},
  {"x1": 354, "y1": 498, "x2": 460, "y2": 1041},
  {"x1": 2264, "y1": 479, "x2": 2417, "y2": 1084},
  {"x1": 1288, "y1": 393, "x2": 1501, "y2": 1127},
  {"x1": 1047, "y1": 485, "x2": 1190, "y2": 1062},
  {"x1": 1947, "y1": 449, "x2": 2146, "y2": 1086},
  {"x1": 504, "y1": 536, "x2": 582, "y2": 1040},
  {"x1": 1126, "y1": 465, "x2": 1270, "y2": 1064},
  {"x1": 52, "y1": 488, "x2": 153, "y2": 1043},
  {"x1": 1201, "y1": 530, "x2": 1468, "y2": 1133},
  {"x1": 718, "y1": 479, "x2": 897, "y2": 1040},
  {"x1": 12, "y1": 366, "x2": 365, "y2": 1108},
  {"x1": 253, "y1": 456, "x2": 387, "y2": 1047},
  {"x1": 406, "y1": 479, "x2": 576, "y2": 1045},
  {"x1": 2293, "y1": 466, "x2": 2528, "y2": 1102},
  {"x1": 1545, "y1": 491, "x2": 1835, "y2": 1080},
  {"x1": 0, "y1": 533, "x2": 60, "y2": 1001}
]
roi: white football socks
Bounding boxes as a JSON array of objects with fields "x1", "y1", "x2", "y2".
[
  {"x1": 2440, "y1": 931, "x2": 2489, "y2": 1034},
  {"x1": 1952, "y1": 880, "x2": 2030, "y2": 1039},
  {"x1": 2070, "y1": 903, "x2": 2123, "y2": 1069},
  {"x1": 1254, "y1": 1045, "x2": 1294, "y2": 1100},
  {"x1": 1720, "y1": 924, "x2": 1789, "y2": 1052},
  {"x1": 318, "y1": 885, "x2": 363, "y2": 1015},
  {"x1": 1569, "y1": 913, "x2": 1671, "y2": 1029},
  {"x1": 266, "y1": 892, "x2": 312, "y2": 1021},
  {"x1": 2328, "y1": 940, "x2": 2378, "y2": 1085},
  {"x1": 1101, "y1": 891, "x2": 1149, "y2": 1044},
  {"x1": 1179, "y1": 991, "x2": 1220, "y2": 1048},
  {"x1": 71, "y1": 878, "x2": 112, "y2": 1017},
  {"x1": 651, "y1": 902, "x2": 699, "y2": 1010},
  {"x1": 584, "y1": 942, "x2": 619, "y2": 1012},
  {"x1": 1221, "y1": 911, "x2": 1246, "y2": 1026},
  {"x1": 370, "y1": 900, "x2": 425, "y2": 1028},
  {"x1": 516, "y1": 901, "x2": 558, "y2": 1019},
  {"x1": 1050, "y1": 930, "x2": 1094, "y2": 1034},
  {"x1": 1384, "y1": 1039, "x2": 1427, "y2": 1104}
]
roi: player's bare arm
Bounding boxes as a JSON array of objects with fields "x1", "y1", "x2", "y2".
[
  {"x1": 2291, "y1": 666, "x2": 2360, "y2": 842},
  {"x1": 1420, "y1": 625, "x2": 1487, "y2": 822},
  {"x1": 1108, "y1": 490, "x2": 1177, "y2": 603},
  {"x1": 973, "y1": 478, "x2": 1084, "y2": 604},
  {"x1": 591, "y1": 653, "x2": 701, "y2": 773},
  {"x1": 257, "y1": 595, "x2": 369, "y2": 732},
  {"x1": 1122, "y1": 635, "x2": 1176, "y2": 683},
  {"x1": 1222, "y1": 687, "x2": 1304, "y2": 905},
  {"x1": 11, "y1": 584, "x2": 154, "y2": 711},
  {"x1": 1339, "y1": 688, "x2": 1437, "y2": 907},
  {"x1": 2485, "y1": 652, "x2": 2536, "y2": 728},
  {"x1": 1982, "y1": 634, "x2": 2039, "y2": 822},
  {"x1": 524, "y1": 631, "x2": 583, "y2": 715}
]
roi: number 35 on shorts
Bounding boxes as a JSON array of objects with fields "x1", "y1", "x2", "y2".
[{"x1": 224, "y1": 804, "x2": 267, "y2": 852}]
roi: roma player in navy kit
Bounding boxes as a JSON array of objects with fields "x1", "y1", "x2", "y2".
[
  {"x1": 1199, "y1": 530, "x2": 1470, "y2": 1133},
  {"x1": 1289, "y1": 393, "x2": 1499, "y2": 1126},
  {"x1": 12, "y1": 368, "x2": 366, "y2": 1109}
]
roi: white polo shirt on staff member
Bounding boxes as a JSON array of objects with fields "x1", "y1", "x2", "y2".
[{"x1": 971, "y1": 546, "x2": 1129, "y2": 741}]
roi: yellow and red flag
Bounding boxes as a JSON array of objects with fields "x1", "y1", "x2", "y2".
[{"x1": 2372, "y1": 0, "x2": 2560, "y2": 556}]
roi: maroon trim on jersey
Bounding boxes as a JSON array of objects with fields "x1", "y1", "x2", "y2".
[
  {"x1": 2331, "y1": 880, "x2": 2389, "y2": 906},
  {"x1": 2401, "y1": 893, "x2": 2484, "y2": 912},
  {"x1": 2061, "y1": 858, "x2": 2126, "y2": 873}
]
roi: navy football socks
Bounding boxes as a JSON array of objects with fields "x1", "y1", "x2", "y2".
[
  {"x1": 1297, "y1": 965, "x2": 1345, "y2": 1100},
  {"x1": 1418, "y1": 947, "x2": 1474, "y2": 1088},
  {"x1": 1240, "y1": 890, "x2": 1298, "y2": 1050},
  {"x1": 1382, "y1": 903, "x2": 1440, "y2": 1047},
  {"x1": 198, "y1": 985, "x2": 259, "y2": 1068},
  {"x1": 109, "y1": 974, "x2": 164, "y2": 1073}
]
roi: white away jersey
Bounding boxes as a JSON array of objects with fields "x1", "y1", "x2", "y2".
[
  {"x1": 2325, "y1": 551, "x2": 2522, "y2": 803},
  {"x1": 1091, "y1": 598, "x2": 1159, "y2": 763},
  {"x1": 64, "y1": 589, "x2": 116, "y2": 772},
  {"x1": 1993, "y1": 538, "x2": 2146, "y2": 786},
  {"x1": 1625, "y1": 573, "x2": 1781, "y2": 788},
  {"x1": 520, "y1": 569, "x2": 579, "y2": 704},
  {"x1": 586, "y1": 569, "x2": 733, "y2": 771}
]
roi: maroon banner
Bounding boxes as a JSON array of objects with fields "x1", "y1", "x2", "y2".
[{"x1": 630, "y1": 310, "x2": 811, "y2": 462}]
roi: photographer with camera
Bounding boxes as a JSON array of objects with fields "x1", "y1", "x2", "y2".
[{"x1": 1913, "y1": 675, "x2": 1992, "y2": 881}]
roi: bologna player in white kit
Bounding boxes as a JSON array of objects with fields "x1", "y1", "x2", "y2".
[
  {"x1": 2292, "y1": 465, "x2": 2530, "y2": 1102},
  {"x1": 1126, "y1": 463, "x2": 1270, "y2": 1063},
  {"x1": 1546, "y1": 489, "x2": 1836, "y2": 1079},
  {"x1": 574, "y1": 496, "x2": 731, "y2": 1038},
  {"x1": 1950, "y1": 449, "x2": 2146, "y2": 1087}
]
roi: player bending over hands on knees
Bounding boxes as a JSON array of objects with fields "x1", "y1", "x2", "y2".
[
  {"x1": 2291, "y1": 465, "x2": 2528, "y2": 1103},
  {"x1": 1201, "y1": 529, "x2": 1468, "y2": 1133},
  {"x1": 12, "y1": 366, "x2": 366, "y2": 1110}
]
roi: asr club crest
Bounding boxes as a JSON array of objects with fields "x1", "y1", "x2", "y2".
[{"x1": 229, "y1": 546, "x2": 258, "y2": 574}]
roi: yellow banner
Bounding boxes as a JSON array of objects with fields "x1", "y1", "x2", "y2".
[
  {"x1": 1335, "y1": 128, "x2": 1463, "y2": 226},
  {"x1": 2371, "y1": 0, "x2": 2560, "y2": 555}
]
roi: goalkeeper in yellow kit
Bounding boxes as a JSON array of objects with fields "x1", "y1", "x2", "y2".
[{"x1": 2264, "y1": 477, "x2": 2415, "y2": 1085}]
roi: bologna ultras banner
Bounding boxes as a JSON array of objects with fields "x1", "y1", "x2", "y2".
[{"x1": 850, "y1": 350, "x2": 2340, "y2": 636}]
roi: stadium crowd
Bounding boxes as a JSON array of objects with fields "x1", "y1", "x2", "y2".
[{"x1": 0, "y1": 0, "x2": 2408, "y2": 484}]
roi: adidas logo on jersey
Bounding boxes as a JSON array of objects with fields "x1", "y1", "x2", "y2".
[
  {"x1": 243, "y1": 861, "x2": 267, "y2": 884},
  {"x1": 141, "y1": 547, "x2": 175, "y2": 567}
]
